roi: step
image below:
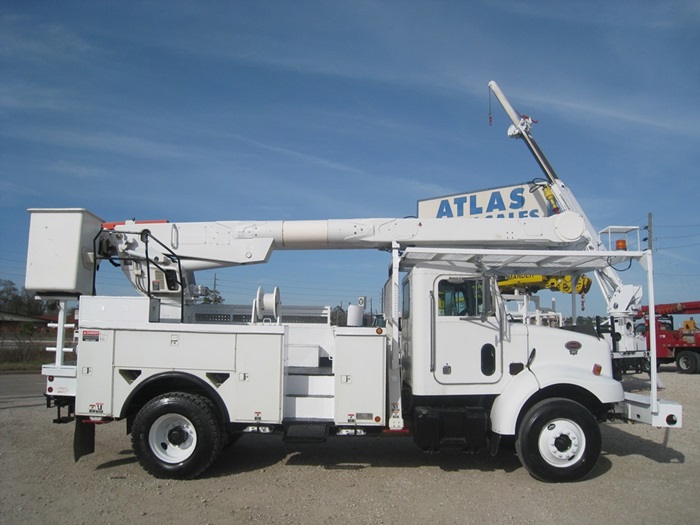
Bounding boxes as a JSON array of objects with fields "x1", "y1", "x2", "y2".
[
  {"x1": 283, "y1": 419, "x2": 332, "y2": 443},
  {"x1": 286, "y1": 374, "x2": 335, "y2": 396},
  {"x1": 287, "y1": 365, "x2": 333, "y2": 376},
  {"x1": 284, "y1": 395, "x2": 334, "y2": 419},
  {"x1": 286, "y1": 344, "x2": 320, "y2": 368}
]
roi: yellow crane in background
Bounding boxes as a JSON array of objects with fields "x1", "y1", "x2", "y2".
[{"x1": 498, "y1": 274, "x2": 592, "y2": 295}]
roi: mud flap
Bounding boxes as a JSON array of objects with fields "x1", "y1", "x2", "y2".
[{"x1": 73, "y1": 416, "x2": 95, "y2": 462}]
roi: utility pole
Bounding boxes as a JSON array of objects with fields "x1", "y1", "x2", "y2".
[{"x1": 647, "y1": 212, "x2": 653, "y2": 251}]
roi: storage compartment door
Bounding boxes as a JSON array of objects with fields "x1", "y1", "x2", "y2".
[
  {"x1": 75, "y1": 329, "x2": 115, "y2": 417},
  {"x1": 231, "y1": 333, "x2": 284, "y2": 423},
  {"x1": 334, "y1": 332, "x2": 386, "y2": 426}
]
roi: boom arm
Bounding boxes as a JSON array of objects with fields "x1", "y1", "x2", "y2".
[
  {"x1": 487, "y1": 81, "x2": 642, "y2": 316},
  {"x1": 99, "y1": 212, "x2": 587, "y2": 297},
  {"x1": 640, "y1": 301, "x2": 700, "y2": 317}
]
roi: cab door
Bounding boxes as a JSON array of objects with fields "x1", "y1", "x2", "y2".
[{"x1": 432, "y1": 276, "x2": 503, "y2": 385}]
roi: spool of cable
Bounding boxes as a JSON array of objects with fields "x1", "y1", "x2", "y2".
[{"x1": 256, "y1": 286, "x2": 280, "y2": 320}]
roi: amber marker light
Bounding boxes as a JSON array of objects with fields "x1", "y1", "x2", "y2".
[
  {"x1": 593, "y1": 364, "x2": 603, "y2": 375},
  {"x1": 376, "y1": 328, "x2": 383, "y2": 335}
]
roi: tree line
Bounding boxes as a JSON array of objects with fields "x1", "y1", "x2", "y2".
[
  {"x1": 0, "y1": 279, "x2": 52, "y2": 316},
  {"x1": 0, "y1": 280, "x2": 56, "y2": 366}
]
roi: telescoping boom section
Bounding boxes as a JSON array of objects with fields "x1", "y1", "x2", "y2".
[{"x1": 25, "y1": 82, "x2": 681, "y2": 484}]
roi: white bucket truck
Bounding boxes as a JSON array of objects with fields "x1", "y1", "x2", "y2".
[{"x1": 26, "y1": 82, "x2": 680, "y2": 482}]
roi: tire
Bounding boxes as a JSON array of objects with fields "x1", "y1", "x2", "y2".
[
  {"x1": 515, "y1": 398, "x2": 601, "y2": 482},
  {"x1": 676, "y1": 351, "x2": 699, "y2": 374},
  {"x1": 131, "y1": 392, "x2": 222, "y2": 479}
]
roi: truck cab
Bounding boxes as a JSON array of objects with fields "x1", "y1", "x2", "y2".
[{"x1": 399, "y1": 262, "x2": 625, "y2": 480}]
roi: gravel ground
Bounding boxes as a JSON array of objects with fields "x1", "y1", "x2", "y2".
[{"x1": 1, "y1": 367, "x2": 698, "y2": 525}]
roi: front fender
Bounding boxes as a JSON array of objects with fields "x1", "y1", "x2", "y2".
[
  {"x1": 490, "y1": 365, "x2": 624, "y2": 436},
  {"x1": 534, "y1": 363, "x2": 624, "y2": 405},
  {"x1": 490, "y1": 369, "x2": 539, "y2": 436}
]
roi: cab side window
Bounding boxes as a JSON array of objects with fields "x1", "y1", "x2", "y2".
[
  {"x1": 402, "y1": 280, "x2": 411, "y2": 319},
  {"x1": 438, "y1": 279, "x2": 483, "y2": 317}
]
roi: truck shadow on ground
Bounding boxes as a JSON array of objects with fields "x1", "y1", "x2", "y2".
[
  {"x1": 95, "y1": 449, "x2": 139, "y2": 471},
  {"x1": 94, "y1": 421, "x2": 684, "y2": 479},
  {"x1": 600, "y1": 423, "x2": 685, "y2": 464},
  {"x1": 204, "y1": 433, "x2": 524, "y2": 479},
  {"x1": 93, "y1": 435, "x2": 523, "y2": 478},
  {"x1": 619, "y1": 366, "x2": 680, "y2": 393},
  {"x1": 207, "y1": 423, "x2": 685, "y2": 479}
]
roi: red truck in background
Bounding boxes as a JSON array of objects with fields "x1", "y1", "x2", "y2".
[{"x1": 637, "y1": 301, "x2": 700, "y2": 374}]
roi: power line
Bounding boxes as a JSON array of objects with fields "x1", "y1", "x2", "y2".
[
  {"x1": 652, "y1": 224, "x2": 700, "y2": 228},
  {"x1": 654, "y1": 233, "x2": 700, "y2": 240},
  {"x1": 656, "y1": 242, "x2": 700, "y2": 250}
]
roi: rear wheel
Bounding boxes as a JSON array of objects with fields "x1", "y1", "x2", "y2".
[
  {"x1": 676, "y1": 351, "x2": 699, "y2": 374},
  {"x1": 516, "y1": 398, "x2": 601, "y2": 482},
  {"x1": 131, "y1": 392, "x2": 222, "y2": 479}
]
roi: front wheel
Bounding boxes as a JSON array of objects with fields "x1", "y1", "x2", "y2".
[
  {"x1": 516, "y1": 398, "x2": 601, "y2": 482},
  {"x1": 131, "y1": 392, "x2": 222, "y2": 479}
]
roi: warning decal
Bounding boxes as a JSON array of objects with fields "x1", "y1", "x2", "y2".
[{"x1": 82, "y1": 330, "x2": 100, "y2": 342}]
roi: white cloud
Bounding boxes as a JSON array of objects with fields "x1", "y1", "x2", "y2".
[
  {"x1": 487, "y1": 0, "x2": 700, "y2": 30},
  {"x1": 46, "y1": 160, "x2": 105, "y2": 179},
  {"x1": 0, "y1": 126, "x2": 195, "y2": 161},
  {"x1": 0, "y1": 14, "x2": 96, "y2": 64},
  {"x1": 221, "y1": 133, "x2": 364, "y2": 175},
  {"x1": 0, "y1": 82, "x2": 75, "y2": 112},
  {"x1": 0, "y1": 180, "x2": 40, "y2": 207}
]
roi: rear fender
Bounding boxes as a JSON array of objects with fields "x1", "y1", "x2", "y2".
[{"x1": 119, "y1": 371, "x2": 230, "y2": 429}]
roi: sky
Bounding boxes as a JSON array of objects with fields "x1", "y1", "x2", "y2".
[{"x1": 1, "y1": 0, "x2": 699, "y2": 318}]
